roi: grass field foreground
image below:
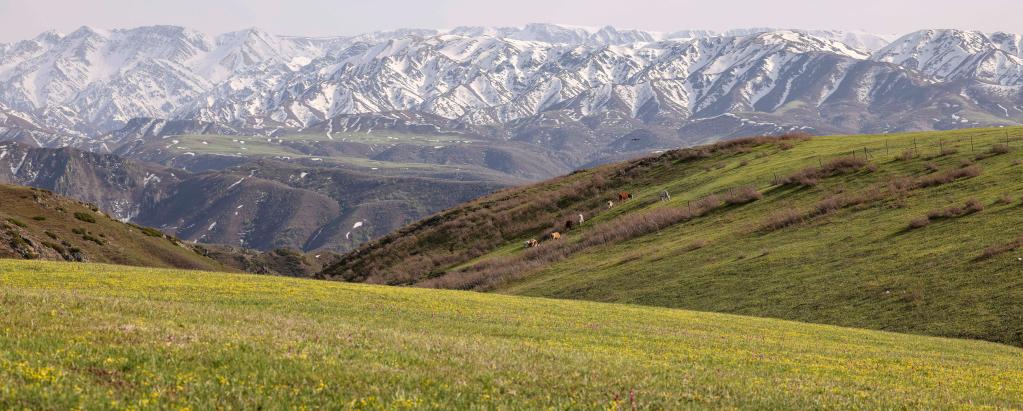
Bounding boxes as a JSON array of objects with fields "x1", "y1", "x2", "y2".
[{"x1": 1, "y1": 260, "x2": 1022, "y2": 409}]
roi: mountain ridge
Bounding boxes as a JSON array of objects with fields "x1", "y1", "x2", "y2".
[{"x1": 3, "y1": 24, "x2": 1022, "y2": 144}]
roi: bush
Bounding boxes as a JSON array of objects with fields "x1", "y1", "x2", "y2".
[
  {"x1": 919, "y1": 198, "x2": 984, "y2": 225},
  {"x1": 896, "y1": 149, "x2": 917, "y2": 161},
  {"x1": 723, "y1": 186, "x2": 763, "y2": 205},
  {"x1": 32, "y1": 216, "x2": 46, "y2": 221},
  {"x1": 140, "y1": 227, "x2": 164, "y2": 238},
  {"x1": 939, "y1": 148, "x2": 959, "y2": 156},
  {"x1": 420, "y1": 198, "x2": 728, "y2": 291},
  {"x1": 995, "y1": 195, "x2": 1014, "y2": 205},
  {"x1": 6, "y1": 218, "x2": 26, "y2": 228},
  {"x1": 908, "y1": 217, "x2": 931, "y2": 229},
  {"x1": 915, "y1": 165, "x2": 982, "y2": 188},
  {"x1": 759, "y1": 209, "x2": 806, "y2": 232},
  {"x1": 978, "y1": 237, "x2": 1023, "y2": 260},
  {"x1": 813, "y1": 187, "x2": 886, "y2": 216},
  {"x1": 964, "y1": 198, "x2": 985, "y2": 213},
  {"x1": 777, "y1": 156, "x2": 870, "y2": 187},
  {"x1": 989, "y1": 144, "x2": 1011, "y2": 155},
  {"x1": 81, "y1": 234, "x2": 104, "y2": 246},
  {"x1": 73, "y1": 212, "x2": 96, "y2": 223}
]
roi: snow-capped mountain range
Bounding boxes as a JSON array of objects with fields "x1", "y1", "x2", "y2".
[{"x1": 2, "y1": 24, "x2": 1023, "y2": 144}]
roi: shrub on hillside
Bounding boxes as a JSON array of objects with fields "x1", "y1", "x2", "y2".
[
  {"x1": 759, "y1": 209, "x2": 806, "y2": 232},
  {"x1": 723, "y1": 186, "x2": 763, "y2": 205},
  {"x1": 813, "y1": 187, "x2": 886, "y2": 215},
  {"x1": 915, "y1": 165, "x2": 982, "y2": 189},
  {"x1": 73, "y1": 212, "x2": 96, "y2": 223},
  {"x1": 777, "y1": 156, "x2": 871, "y2": 187},
  {"x1": 81, "y1": 234, "x2": 104, "y2": 245},
  {"x1": 990, "y1": 144, "x2": 1011, "y2": 155},
  {"x1": 139, "y1": 227, "x2": 164, "y2": 237},
  {"x1": 896, "y1": 149, "x2": 917, "y2": 161},
  {"x1": 913, "y1": 198, "x2": 985, "y2": 229},
  {"x1": 908, "y1": 217, "x2": 931, "y2": 230},
  {"x1": 6, "y1": 218, "x2": 26, "y2": 228},
  {"x1": 978, "y1": 237, "x2": 1023, "y2": 260},
  {"x1": 421, "y1": 194, "x2": 732, "y2": 291}
]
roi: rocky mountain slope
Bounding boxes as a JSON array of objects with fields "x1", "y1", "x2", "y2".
[
  {"x1": 0, "y1": 140, "x2": 508, "y2": 252},
  {"x1": 2, "y1": 25, "x2": 1021, "y2": 149},
  {"x1": 321, "y1": 126, "x2": 1023, "y2": 347},
  {"x1": 0, "y1": 183, "x2": 335, "y2": 275},
  {"x1": 0, "y1": 183, "x2": 227, "y2": 270}
]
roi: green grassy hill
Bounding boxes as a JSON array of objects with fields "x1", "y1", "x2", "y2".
[
  {"x1": 323, "y1": 127, "x2": 1023, "y2": 346},
  {"x1": 2, "y1": 260, "x2": 1021, "y2": 409},
  {"x1": 0, "y1": 184, "x2": 231, "y2": 271}
]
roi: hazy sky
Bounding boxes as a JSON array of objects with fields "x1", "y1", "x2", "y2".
[{"x1": 1, "y1": 0, "x2": 1021, "y2": 41}]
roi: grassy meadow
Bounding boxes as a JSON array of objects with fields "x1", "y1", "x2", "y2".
[
  {"x1": 2, "y1": 260, "x2": 1023, "y2": 409},
  {"x1": 165, "y1": 133, "x2": 479, "y2": 171}
]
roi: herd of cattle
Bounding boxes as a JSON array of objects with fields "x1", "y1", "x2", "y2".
[{"x1": 523, "y1": 190, "x2": 671, "y2": 248}]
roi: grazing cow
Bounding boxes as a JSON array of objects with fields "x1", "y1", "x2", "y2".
[
  {"x1": 524, "y1": 239, "x2": 539, "y2": 248},
  {"x1": 549, "y1": 232, "x2": 562, "y2": 240},
  {"x1": 565, "y1": 220, "x2": 574, "y2": 231},
  {"x1": 607, "y1": 200, "x2": 614, "y2": 209},
  {"x1": 578, "y1": 213, "x2": 585, "y2": 224},
  {"x1": 660, "y1": 190, "x2": 671, "y2": 201},
  {"x1": 618, "y1": 192, "x2": 632, "y2": 201}
]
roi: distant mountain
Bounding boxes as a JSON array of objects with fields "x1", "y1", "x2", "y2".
[
  {"x1": 0, "y1": 183, "x2": 228, "y2": 270},
  {"x1": 0, "y1": 140, "x2": 509, "y2": 252},
  {"x1": 6, "y1": 25, "x2": 1023, "y2": 255},
  {"x1": 2, "y1": 24, "x2": 1021, "y2": 146}
]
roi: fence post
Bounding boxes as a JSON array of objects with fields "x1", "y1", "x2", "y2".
[
  {"x1": 886, "y1": 140, "x2": 889, "y2": 156},
  {"x1": 971, "y1": 136, "x2": 975, "y2": 152}
]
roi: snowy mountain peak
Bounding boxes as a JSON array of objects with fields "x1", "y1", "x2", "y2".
[{"x1": 3, "y1": 24, "x2": 1023, "y2": 140}]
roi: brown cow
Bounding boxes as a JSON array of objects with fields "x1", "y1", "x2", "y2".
[
  {"x1": 564, "y1": 219, "x2": 574, "y2": 231},
  {"x1": 549, "y1": 232, "x2": 562, "y2": 241},
  {"x1": 524, "y1": 239, "x2": 539, "y2": 248},
  {"x1": 618, "y1": 192, "x2": 632, "y2": 201}
]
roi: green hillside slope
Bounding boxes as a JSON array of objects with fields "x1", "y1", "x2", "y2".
[
  {"x1": 2, "y1": 260, "x2": 1022, "y2": 409},
  {"x1": 323, "y1": 127, "x2": 1023, "y2": 346},
  {"x1": 0, "y1": 185, "x2": 232, "y2": 271}
]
